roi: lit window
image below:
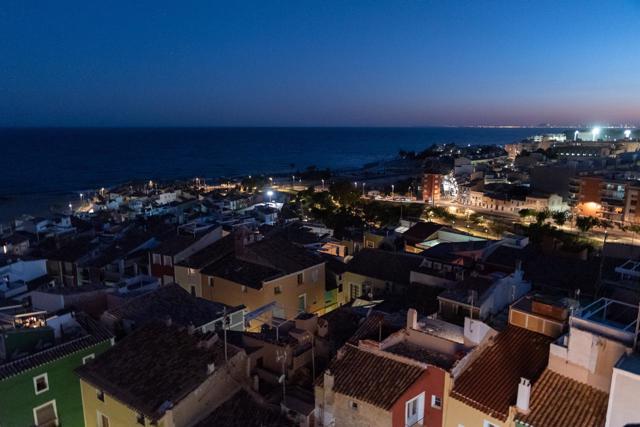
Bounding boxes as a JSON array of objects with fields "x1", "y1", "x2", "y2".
[
  {"x1": 33, "y1": 373, "x2": 49, "y2": 395},
  {"x1": 82, "y1": 354, "x2": 95, "y2": 364}
]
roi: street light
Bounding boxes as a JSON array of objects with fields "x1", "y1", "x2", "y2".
[
  {"x1": 321, "y1": 179, "x2": 325, "y2": 191},
  {"x1": 592, "y1": 127, "x2": 601, "y2": 141},
  {"x1": 391, "y1": 184, "x2": 395, "y2": 198},
  {"x1": 354, "y1": 182, "x2": 358, "y2": 188},
  {"x1": 267, "y1": 190, "x2": 274, "y2": 205},
  {"x1": 362, "y1": 182, "x2": 366, "y2": 197}
]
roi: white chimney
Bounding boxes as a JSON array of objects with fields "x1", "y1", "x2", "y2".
[
  {"x1": 516, "y1": 377, "x2": 531, "y2": 414},
  {"x1": 407, "y1": 308, "x2": 418, "y2": 330}
]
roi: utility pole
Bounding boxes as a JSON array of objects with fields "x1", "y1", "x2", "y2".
[
  {"x1": 276, "y1": 349, "x2": 287, "y2": 403},
  {"x1": 223, "y1": 307, "x2": 229, "y2": 364}
]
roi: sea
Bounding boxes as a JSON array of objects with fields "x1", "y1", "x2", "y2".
[{"x1": 0, "y1": 127, "x2": 566, "y2": 222}]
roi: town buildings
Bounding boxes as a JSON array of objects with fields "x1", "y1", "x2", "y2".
[{"x1": 0, "y1": 311, "x2": 113, "y2": 427}]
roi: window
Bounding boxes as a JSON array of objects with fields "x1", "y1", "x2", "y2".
[
  {"x1": 241, "y1": 285, "x2": 247, "y2": 293},
  {"x1": 431, "y1": 395, "x2": 442, "y2": 409},
  {"x1": 298, "y1": 293, "x2": 307, "y2": 312},
  {"x1": 274, "y1": 285, "x2": 282, "y2": 295},
  {"x1": 33, "y1": 400, "x2": 57, "y2": 427},
  {"x1": 163, "y1": 255, "x2": 172, "y2": 266},
  {"x1": 82, "y1": 354, "x2": 95, "y2": 364},
  {"x1": 190, "y1": 285, "x2": 196, "y2": 296},
  {"x1": 137, "y1": 413, "x2": 145, "y2": 425},
  {"x1": 188, "y1": 268, "x2": 196, "y2": 276},
  {"x1": 366, "y1": 240, "x2": 375, "y2": 248},
  {"x1": 297, "y1": 273, "x2": 303, "y2": 285},
  {"x1": 209, "y1": 277, "x2": 215, "y2": 288},
  {"x1": 98, "y1": 411, "x2": 110, "y2": 427},
  {"x1": 405, "y1": 392, "x2": 424, "y2": 427},
  {"x1": 97, "y1": 389, "x2": 105, "y2": 402},
  {"x1": 33, "y1": 373, "x2": 49, "y2": 395},
  {"x1": 483, "y1": 421, "x2": 499, "y2": 427},
  {"x1": 311, "y1": 269, "x2": 319, "y2": 283},
  {"x1": 349, "y1": 400, "x2": 358, "y2": 411},
  {"x1": 152, "y1": 253, "x2": 161, "y2": 264}
]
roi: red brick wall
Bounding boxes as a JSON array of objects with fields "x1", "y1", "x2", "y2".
[{"x1": 391, "y1": 367, "x2": 446, "y2": 427}]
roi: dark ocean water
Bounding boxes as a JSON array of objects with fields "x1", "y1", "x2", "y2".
[{"x1": 0, "y1": 127, "x2": 564, "y2": 221}]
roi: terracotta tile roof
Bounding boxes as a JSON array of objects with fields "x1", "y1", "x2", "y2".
[
  {"x1": 347, "y1": 312, "x2": 403, "y2": 344},
  {"x1": 317, "y1": 344, "x2": 424, "y2": 410},
  {"x1": 516, "y1": 369, "x2": 609, "y2": 427},
  {"x1": 176, "y1": 235, "x2": 234, "y2": 269},
  {"x1": 76, "y1": 321, "x2": 238, "y2": 421},
  {"x1": 106, "y1": 283, "x2": 235, "y2": 328},
  {"x1": 0, "y1": 313, "x2": 112, "y2": 380},
  {"x1": 201, "y1": 254, "x2": 282, "y2": 289},
  {"x1": 247, "y1": 235, "x2": 324, "y2": 274},
  {"x1": 451, "y1": 325, "x2": 552, "y2": 421}
]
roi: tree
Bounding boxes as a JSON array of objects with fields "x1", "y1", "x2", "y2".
[
  {"x1": 329, "y1": 181, "x2": 360, "y2": 207},
  {"x1": 551, "y1": 210, "x2": 569, "y2": 227},
  {"x1": 535, "y1": 209, "x2": 551, "y2": 225},
  {"x1": 518, "y1": 208, "x2": 536, "y2": 221},
  {"x1": 575, "y1": 216, "x2": 599, "y2": 233}
]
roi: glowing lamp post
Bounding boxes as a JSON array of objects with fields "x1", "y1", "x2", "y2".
[{"x1": 267, "y1": 190, "x2": 274, "y2": 205}]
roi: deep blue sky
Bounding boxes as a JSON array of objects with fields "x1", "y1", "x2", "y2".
[{"x1": 1, "y1": 1, "x2": 639, "y2": 127}]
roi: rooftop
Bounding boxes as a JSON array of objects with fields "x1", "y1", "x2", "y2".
[
  {"x1": 317, "y1": 344, "x2": 424, "y2": 410},
  {"x1": 105, "y1": 283, "x2": 236, "y2": 329},
  {"x1": 0, "y1": 313, "x2": 112, "y2": 380},
  {"x1": 175, "y1": 234, "x2": 234, "y2": 269},
  {"x1": 515, "y1": 369, "x2": 609, "y2": 427},
  {"x1": 346, "y1": 249, "x2": 423, "y2": 285},
  {"x1": 195, "y1": 389, "x2": 293, "y2": 427},
  {"x1": 451, "y1": 325, "x2": 552, "y2": 421},
  {"x1": 247, "y1": 235, "x2": 323, "y2": 274},
  {"x1": 572, "y1": 298, "x2": 639, "y2": 346},
  {"x1": 76, "y1": 322, "x2": 238, "y2": 421},
  {"x1": 201, "y1": 254, "x2": 282, "y2": 289}
]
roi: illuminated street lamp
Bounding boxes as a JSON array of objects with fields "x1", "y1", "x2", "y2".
[
  {"x1": 354, "y1": 181, "x2": 358, "y2": 188},
  {"x1": 362, "y1": 182, "x2": 366, "y2": 197},
  {"x1": 391, "y1": 184, "x2": 395, "y2": 198},
  {"x1": 321, "y1": 179, "x2": 325, "y2": 191},
  {"x1": 267, "y1": 190, "x2": 274, "y2": 205},
  {"x1": 592, "y1": 127, "x2": 601, "y2": 141}
]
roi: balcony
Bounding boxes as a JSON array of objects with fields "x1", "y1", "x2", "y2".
[{"x1": 572, "y1": 298, "x2": 639, "y2": 346}]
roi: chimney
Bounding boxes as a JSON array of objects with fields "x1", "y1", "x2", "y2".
[
  {"x1": 324, "y1": 369, "x2": 335, "y2": 404},
  {"x1": 407, "y1": 308, "x2": 418, "y2": 330},
  {"x1": 516, "y1": 377, "x2": 531, "y2": 414}
]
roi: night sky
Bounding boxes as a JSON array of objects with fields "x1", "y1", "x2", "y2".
[{"x1": 1, "y1": 1, "x2": 639, "y2": 127}]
